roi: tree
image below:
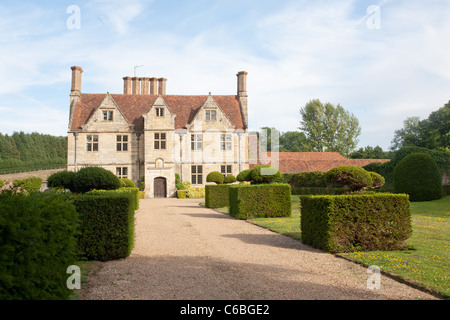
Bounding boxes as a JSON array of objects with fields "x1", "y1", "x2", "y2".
[
  {"x1": 349, "y1": 145, "x2": 391, "y2": 159},
  {"x1": 279, "y1": 131, "x2": 311, "y2": 152},
  {"x1": 299, "y1": 99, "x2": 361, "y2": 156}
]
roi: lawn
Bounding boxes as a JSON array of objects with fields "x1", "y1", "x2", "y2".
[{"x1": 249, "y1": 195, "x2": 450, "y2": 299}]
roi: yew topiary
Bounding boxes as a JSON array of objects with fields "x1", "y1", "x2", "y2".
[
  {"x1": 326, "y1": 165, "x2": 373, "y2": 191},
  {"x1": 250, "y1": 165, "x2": 282, "y2": 184},
  {"x1": 206, "y1": 171, "x2": 224, "y2": 184},
  {"x1": 223, "y1": 174, "x2": 237, "y2": 184},
  {"x1": 393, "y1": 153, "x2": 442, "y2": 202}
]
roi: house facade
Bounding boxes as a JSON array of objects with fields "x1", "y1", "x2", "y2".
[{"x1": 67, "y1": 66, "x2": 249, "y2": 198}]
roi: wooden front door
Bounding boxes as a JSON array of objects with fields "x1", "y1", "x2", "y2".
[{"x1": 154, "y1": 177, "x2": 167, "y2": 198}]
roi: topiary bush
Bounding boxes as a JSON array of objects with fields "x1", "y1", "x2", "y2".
[
  {"x1": 368, "y1": 171, "x2": 385, "y2": 189},
  {"x1": 205, "y1": 184, "x2": 230, "y2": 208},
  {"x1": 13, "y1": 176, "x2": 43, "y2": 193},
  {"x1": 120, "y1": 178, "x2": 135, "y2": 188},
  {"x1": 71, "y1": 167, "x2": 121, "y2": 193},
  {"x1": 250, "y1": 165, "x2": 282, "y2": 184},
  {"x1": 47, "y1": 170, "x2": 76, "y2": 190},
  {"x1": 290, "y1": 171, "x2": 327, "y2": 188},
  {"x1": 206, "y1": 171, "x2": 224, "y2": 184},
  {"x1": 393, "y1": 153, "x2": 442, "y2": 202},
  {"x1": 326, "y1": 165, "x2": 373, "y2": 191},
  {"x1": 236, "y1": 169, "x2": 252, "y2": 182},
  {"x1": 223, "y1": 174, "x2": 236, "y2": 184}
]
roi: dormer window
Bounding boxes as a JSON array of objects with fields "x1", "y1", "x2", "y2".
[
  {"x1": 156, "y1": 107, "x2": 164, "y2": 117},
  {"x1": 103, "y1": 110, "x2": 113, "y2": 121},
  {"x1": 205, "y1": 110, "x2": 216, "y2": 121}
]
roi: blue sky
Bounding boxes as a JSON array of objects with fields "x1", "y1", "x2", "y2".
[{"x1": 1, "y1": 0, "x2": 449, "y2": 150}]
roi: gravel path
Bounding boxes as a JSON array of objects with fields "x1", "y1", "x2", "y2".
[{"x1": 80, "y1": 198, "x2": 439, "y2": 300}]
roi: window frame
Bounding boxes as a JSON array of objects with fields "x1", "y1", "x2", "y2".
[
  {"x1": 103, "y1": 110, "x2": 113, "y2": 121},
  {"x1": 221, "y1": 134, "x2": 232, "y2": 151},
  {"x1": 191, "y1": 165, "x2": 203, "y2": 185},
  {"x1": 116, "y1": 135, "x2": 129, "y2": 152},
  {"x1": 205, "y1": 110, "x2": 216, "y2": 121},
  {"x1": 221, "y1": 165, "x2": 232, "y2": 177},
  {"x1": 191, "y1": 134, "x2": 203, "y2": 151},
  {"x1": 156, "y1": 107, "x2": 164, "y2": 117},
  {"x1": 116, "y1": 166, "x2": 128, "y2": 179},
  {"x1": 86, "y1": 135, "x2": 99, "y2": 152},
  {"x1": 154, "y1": 132, "x2": 167, "y2": 150}
]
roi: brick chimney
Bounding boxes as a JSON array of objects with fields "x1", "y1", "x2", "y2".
[
  {"x1": 132, "y1": 77, "x2": 140, "y2": 95},
  {"x1": 140, "y1": 77, "x2": 150, "y2": 95},
  {"x1": 71, "y1": 66, "x2": 83, "y2": 94},
  {"x1": 158, "y1": 78, "x2": 167, "y2": 95},
  {"x1": 149, "y1": 77, "x2": 158, "y2": 95},
  {"x1": 237, "y1": 71, "x2": 247, "y2": 96},
  {"x1": 123, "y1": 76, "x2": 132, "y2": 94}
]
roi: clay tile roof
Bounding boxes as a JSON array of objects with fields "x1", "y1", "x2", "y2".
[{"x1": 70, "y1": 94, "x2": 244, "y2": 131}]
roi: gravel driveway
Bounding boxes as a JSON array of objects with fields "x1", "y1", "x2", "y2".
[{"x1": 80, "y1": 198, "x2": 438, "y2": 300}]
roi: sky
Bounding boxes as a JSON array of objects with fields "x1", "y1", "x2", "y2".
[{"x1": 0, "y1": 0, "x2": 449, "y2": 151}]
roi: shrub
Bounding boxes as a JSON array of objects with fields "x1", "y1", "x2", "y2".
[
  {"x1": 206, "y1": 171, "x2": 224, "y2": 184},
  {"x1": 120, "y1": 178, "x2": 135, "y2": 188},
  {"x1": 13, "y1": 176, "x2": 43, "y2": 193},
  {"x1": 0, "y1": 192, "x2": 79, "y2": 299},
  {"x1": 176, "y1": 182, "x2": 186, "y2": 190},
  {"x1": 87, "y1": 187, "x2": 140, "y2": 210},
  {"x1": 186, "y1": 186, "x2": 205, "y2": 198},
  {"x1": 301, "y1": 194, "x2": 412, "y2": 253},
  {"x1": 0, "y1": 178, "x2": 3, "y2": 188},
  {"x1": 73, "y1": 192, "x2": 135, "y2": 261},
  {"x1": 368, "y1": 171, "x2": 385, "y2": 189},
  {"x1": 223, "y1": 174, "x2": 236, "y2": 184},
  {"x1": 394, "y1": 153, "x2": 442, "y2": 202},
  {"x1": 71, "y1": 167, "x2": 121, "y2": 193},
  {"x1": 326, "y1": 166, "x2": 373, "y2": 191},
  {"x1": 205, "y1": 184, "x2": 229, "y2": 208},
  {"x1": 177, "y1": 190, "x2": 187, "y2": 198},
  {"x1": 250, "y1": 165, "x2": 282, "y2": 184},
  {"x1": 291, "y1": 187, "x2": 348, "y2": 195},
  {"x1": 443, "y1": 184, "x2": 450, "y2": 196},
  {"x1": 236, "y1": 169, "x2": 253, "y2": 182},
  {"x1": 229, "y1": 184, "x2": 291, "y2": 219},
  {"x1": 291, "y1": 171, "x2": 327, "y2": 188},
  {"x1": 47, "y1": 170, "x2": 76, "y2": 190}
]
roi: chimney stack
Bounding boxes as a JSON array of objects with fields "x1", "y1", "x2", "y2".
[
  {"x1": 237, "y1": 71, "x2": 248, "y2": 96},
  {"x1": 123, "y1": 76, "x2": 132, "y2": 94},
  {"x1": 149, "y1": 77, "x2": 158, "y2": 95},
  {"x1": 71, "y1": 66, "x2": 83, "y2": 94},
  {"x1": 158, "y1": 78, "x2": 167, "y2": 95},
  {"x1": 132, "y1": 77, "x2": 140, "y2": 95},
  {"x1": 140, "y1": 77, "x2": 150, "y2": 95}
]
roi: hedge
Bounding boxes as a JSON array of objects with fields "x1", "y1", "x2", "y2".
[
  {"x1": 291, "y1": 187, "x2": 348, "y2": 195},
  {"x1": 229, "y1": 183, "x2": 291, "y2": 219},
  {"x1": 13, "y1": 176, "x2": 43, "y2": 193},
  {"x1": 73, "y1": 192, "x2": 135, "y2": 261},
  {"x1": 0, "y1": 192, "x2": 79, "y2": 300},
  {"x1": 290, "y1": 171, "x2": 327, "y2": 188},
  {"x1": 300, "y1": 194, "x2": 412, "y2": 253},
  {"x1": 205, "y1": 184, "x2": 229, "y2": 208},
  {"x1": 86, "y1": 187, "x2": 140, "y2": 210}
]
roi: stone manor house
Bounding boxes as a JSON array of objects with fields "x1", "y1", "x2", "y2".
[{"x1": 67, "y1": 66, "x2": 249, "y2": 198}]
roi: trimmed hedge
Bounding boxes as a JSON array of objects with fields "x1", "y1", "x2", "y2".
[
  {"x1": 229, "y1": 184, "x2": 291, "y2": 219},
  {"x1": 250, "y1": 165, "x2": 282, "y2": 184},
  {"x1": 301, "y1": 194, "x2": 412, "y2": 253},
  {"x1": 205, "y1": 184, "x2": 229, "y2": 208},
  {"x1": 394, "y1": 153, "x2": 442, "y2": 202},
  {"x1": 86, "y1": 187, "x2": 140, "y2": 210},
  {"x1": 0, "y1": 192, "x2": 79, "y2": 300},
  {"x1": 326, "y1": 165, "x2": 373, "y2": 191},
  {"x1": 13, "y1": 176, "x2": 43, "y2": 192},
  {"x1": 73, "y1": 191, "x2": 135, "y2": 261},
  {"x1": 291, "y1": 187, "x2": 348, "y2": 195}
]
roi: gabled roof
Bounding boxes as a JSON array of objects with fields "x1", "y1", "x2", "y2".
[{"x1": 70, "y1": 94, "x2": 244, "y2": 131}]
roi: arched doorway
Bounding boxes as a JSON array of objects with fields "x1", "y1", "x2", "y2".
[{"x1": 154, "y1": 177, "x2": 167, "y2": 198}]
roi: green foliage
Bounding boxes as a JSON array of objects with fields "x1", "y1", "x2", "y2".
[
  {"x1": 250, "y1": 165, "x2": 282, "y2": 184},
  {"x1": 443, "y1": 185, "x2": 450, "y2": 196},
  {"x1": 0, "y1": 132, "x2": 67, "y2": 174},
  {"x1": 177, "y1": 190, "x2": 187, "y2": 198},
  {"x1": 300, "y1": 194, "x2": 412, "y2": 253},
  {"x1": 0, "y1": 178, "x2": 3, "y2": 188},
  {"x1": 47, "y1": 171, "x2": 76, "y2": 190},
  {"x1": 206, "y1": 171, "x2": 224, "y2": 184},
  {"x1": 349, "y1": 145, "x2": 391, "y2": 159},
  {"x1": 175, "y1": 173, "x2": 186, "y2": 190},
  {"x1": 13, "y1": 176, "x2": 43, "y2": 192},
  {"x1": 229, "y1": 184, "x2": 291, "y2": 219},
  {"x1": 73, "y1": 192, "x2": 135, "y2": 261},
  {"x1": 0, "y1": 192, "x2": 79, "y2": 299},
  {"x1": 368, "y1": 171, "x2": 385, "y2": 189},
  {"x1": 186, "y1": 186, "x2": 205, "y2": 198},
  {"x1": 291, "y1": 187, "x2": 347, "y2": 195},
  {"x1": 299, "y1": 99, "x2": 361, "y2": 156},
  {"x1": 120, "y1": 178, "x2": 135, "y2": 188},
  {"x1": 290, "y1": 171, "x2": 327, "y2": 188},
  {"x1": 236, "y1": 169, "x2": 252, "y2": 182},
  {"x1": 87, "y1": 187, "x2": 140, "y2": 210},
  {"x1": 205, "y1": 184, "x2": 230, "y2": 208},
  {"x1": 223, "y1": 174, "x2": 236, "y2": 184},
  {"x1": 326, "y1": 165, "x2": 373, "y2": 191},
  {"x1": 394, "y1": 153, "x2": 442, "y2": 202},
  {"x1": 71, "y1": 167, "x2": 121, "y2": 193}
]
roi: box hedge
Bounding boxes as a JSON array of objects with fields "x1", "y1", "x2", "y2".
[
  {"x1": 205, "y1": 184, "x2": 230, "y2": 208},
  {"x1": 229, "y1": 183, "x2": 291, "y2": 219},
  {"x1": 0, "y1": 192, "x2": 79, "y2": 300},
  {"x1": 300, "y1": 194, "x2": 412, "y2": 253},
  {"x1": 73, "y1": 191, "x2": 135, "y2": 261},
  {"x1": 291, "y1": 187, "x2": 348, "y2": 195}
]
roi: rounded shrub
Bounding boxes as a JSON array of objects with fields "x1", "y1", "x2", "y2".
[
  {"x1": 326, "y1": 165, "x2": 373, "y2": 191},
  {"x1": 250, "y1": 165, "x2": 282, "y2": 184},
  {"x1": 206, "y1": 171, "x2": 224, "y2": 184},
  {"x1": 393, "y1": 153, "x2": 442, "y2": 202},
  {"x1": 368, "y1": 171, "x2": 385, "y2": 189},
  {"x1": 224, "y1": 174, "x2": 237, "y2": 184},
  {"x1": 236, "y1": 169, "x2": 252, "y2": 182},
  {"x1": 120, "y1": 178, "x2": 135, "y2": 188},
  {"x1": 71, "y1": 167, "x2": 121, "y2": 193},
  {"x1": 47, "y1": 170, "x2": 77, "y2": 190}
]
